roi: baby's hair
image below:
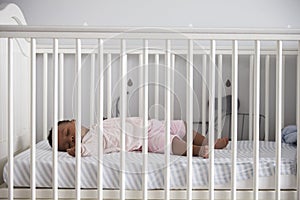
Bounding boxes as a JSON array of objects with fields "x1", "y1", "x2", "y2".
[{"x1": 47, "y1": 119, "x2": 74, "y2": 148}]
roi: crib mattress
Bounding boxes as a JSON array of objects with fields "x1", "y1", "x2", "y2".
[{"x1": 3, "y1": 140, "x2": 297, "y2": 190}]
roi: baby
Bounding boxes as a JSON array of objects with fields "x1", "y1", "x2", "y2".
[{"x1": 48, "y1": 117, "x2": 228, "y2": 158}]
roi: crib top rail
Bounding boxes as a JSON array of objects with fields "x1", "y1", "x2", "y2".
[{"x1": 0, "y1": 25, "x2": 300, "y2": 40}]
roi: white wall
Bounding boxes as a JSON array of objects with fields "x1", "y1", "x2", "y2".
[{"x1": 1, "y1": 0, "x2": 300, "y2": 28}]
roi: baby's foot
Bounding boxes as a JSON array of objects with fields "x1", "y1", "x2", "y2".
[
  {"x1": 214, "y1": 137, "x2": 229, "y2": 149},
  {"x1": 199, "y1": 145, "x2": 209, "y2": 158}
]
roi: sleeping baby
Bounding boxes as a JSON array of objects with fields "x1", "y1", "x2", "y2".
[{"x1": 47, "y1": 117, "x2": 228, "y2": 158}]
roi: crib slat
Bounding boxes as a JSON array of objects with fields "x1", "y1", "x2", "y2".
[
  {"x1": 186, "y1": 39, "x2": 193, "y2": 200},
  {"x1": 249, "y1": 55, "x2": 254, "y2": 141},
  {"x1": 231, "y1": 40, "x2": 238, "y2": 200},
  {"x1": 52, "y1": 38, "x2": 59, "y2": 200},
  {"x1": 43, "y1": 53, "x2": 48, "y2": 140},
  {"x1": 90, "y1": 53, "x2": 95, "y2": 127},
  {"x1": 155, "y1": 54, "x2": 160, "y2": 119},
  {"x1": 275, "y1": 40, "x2": 283, "y2": 200},
  {"x1": 142, "y1": 39, "x2": 149, "y2": 200},
  {"x1": 217, "y1": 55, "x2": 223, "y2": 139},
  {"x1": 107, "y1": 54, "x2": 112, "y2": 119},
  {"x1": 139, "y1": 54, "x2": 144, "y2": 118},
  {"x1": 59, "y1": 53, "x2": 64, "y2": 120},
  {"x1": 8, "y1": 38, "x2": 14, "y2": 200},
  {"x1": 30, "y1": 38, "x2": 37, "y2": 200},
  {"x1": 120, "y1": 39, "x2": 127, "y2": 200},
  {"x1": 264, "y1": 55, "x2": 270, "y2": 141},
  {"x1": 98, "y1": 39, "x2": 104, "y2": 200},
  {"x1": 297, "y1": 41, "x2": 300, "y2": 200},
  {"x1": 201, "y1": 55, "x2": 207, "y2": 136},
  {"x1": 164, "y1": 39, "x2": 171, "y2": 200},
  {"x1": 253, "y1": 40, "x2": 261, "y2": 200},
  {"x1": 171, "y1": 54, "x2": 175, "y2": 119},
  {"x1": 209, "y1": 40, "x2": 216, "y2": 200},
  {"x1": 75, "y1": 38, "x2": 82, "y2": 200}
]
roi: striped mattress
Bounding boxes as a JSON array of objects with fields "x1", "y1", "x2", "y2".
[{"x1": 3, "y1": 140, "x2": 297, "y2": 189}]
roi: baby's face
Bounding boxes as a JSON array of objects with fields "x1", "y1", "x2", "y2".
[{"x1": 58, "y1": 121, "x2": 76, "y2": 151}]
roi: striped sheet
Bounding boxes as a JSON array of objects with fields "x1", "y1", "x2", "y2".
[{"x1": 3, "y1": 140, "x2": 296, "y2": 189}]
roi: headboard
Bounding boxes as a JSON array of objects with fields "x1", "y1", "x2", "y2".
[{"x1": 0, "y1": 3, "x2": 31, "y2": 184}]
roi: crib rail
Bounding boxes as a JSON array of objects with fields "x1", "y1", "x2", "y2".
[
  {"x1": 0, "y1": 26, "x2": 300, "y2": 200},
  {"x1": 1, "y1": 26, "x2": 300, "y2": 40}
]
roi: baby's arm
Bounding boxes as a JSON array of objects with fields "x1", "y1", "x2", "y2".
[
  {"x1": 66, "y1": 144, "x2": 92, "y2": 157},
  {"x1": 67, "y1": 147, "x2": 75, "y2": 157}
]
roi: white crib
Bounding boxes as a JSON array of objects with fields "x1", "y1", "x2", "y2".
[{"x1": 1, "y1": 3, "x2": 300, "y2": 200}]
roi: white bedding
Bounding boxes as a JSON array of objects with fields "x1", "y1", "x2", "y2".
[{"x1": 3, "y1": 140, "x2": 297, "y2": 190}]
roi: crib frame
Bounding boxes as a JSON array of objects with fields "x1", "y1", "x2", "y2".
[{"x1": 0, "y1": 25, "x2": 300, "y2": 200}]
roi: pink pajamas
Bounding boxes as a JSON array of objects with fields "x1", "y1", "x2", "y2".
[
  {"x1": 148, "y1": 119, "x2": 186, "y2": 154},
  {"x1": 81, "y1": 117, "x2": 186, "y2": 157}
]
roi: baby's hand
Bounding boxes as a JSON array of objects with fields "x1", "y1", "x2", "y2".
[{"x1": 67, "y1": 147, "x2": 76, "y2": 157}]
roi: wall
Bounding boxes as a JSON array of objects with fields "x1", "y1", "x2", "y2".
[{"x1": 1, "y1": 0, "x2": 300, "y2": 28}]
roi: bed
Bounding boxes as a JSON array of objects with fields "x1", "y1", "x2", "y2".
[
  {"x1": 0, "y1": 3, "x2": 300, "y2": 200},
  {"x1": 2, "y1": 140, "x2": 297, "y2": 190}
]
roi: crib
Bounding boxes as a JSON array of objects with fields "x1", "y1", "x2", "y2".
[{"x1": 0, "y1": 3, "x2": 300, "y2": 200}]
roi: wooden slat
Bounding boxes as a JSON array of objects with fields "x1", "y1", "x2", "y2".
[
  {"x1": 30, "y1": 38, "x2": 37, "y2": 200},
  {"x1": 97, "y1": 39, "x2": 104, "y2": 200},
  {"x1": 52, "y1": 38, "x2": 59, "y2": 200},
  {"x1": 164, "y1": 40, "x2": 171, "y2": 200},
  {"x1": 186, "y1": 39, "x2": 193, "y2": 200},
  {"x1": 275, "y1": 40, "x2": 283, "y2": 200},
  {"x1": 120, "y1": 39, "x2": 127, "y2": 200},
  {"x1": 231, "y1": 40, "x2": 238, "y2": 200},
  {"x1": 142, "y1": 39, "x2": 149, "y2": 200},
  {"x1": 253, "y1": 40, "x2": 261, "y2": 200},
  {"x1": 209, "y1": 40, "x2": 216, "y2": 200},
  {"x1": 75, "y1": 38, "x2": 82, "y2": 200},
  {"x1": 8, "y1": 38, "x2": 14, "y2": 200}
]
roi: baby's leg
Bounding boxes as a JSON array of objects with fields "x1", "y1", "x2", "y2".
[
  {"x1": 172, "y1": 137, "x2": 208, "y2": 158},
  {"x1": 182, "y1": 131, "x2": 228, "y2": 149},
  {"x1": 214, "y1": 138, "x2": 229, "y2": 149},
  {"x1": 182, "y1": 121, "x2": 229, "y2": 149},
  {"x1": 201, "y1": 137, "x2": 229, "y2": 149},
  {"x1": 182, "y1": 131, "x2": 205, "y2": 146}
]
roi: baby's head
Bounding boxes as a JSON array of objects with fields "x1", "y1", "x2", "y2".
[{"x1": 48, "y1": 119, "x2": 76, "y2": 152}]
